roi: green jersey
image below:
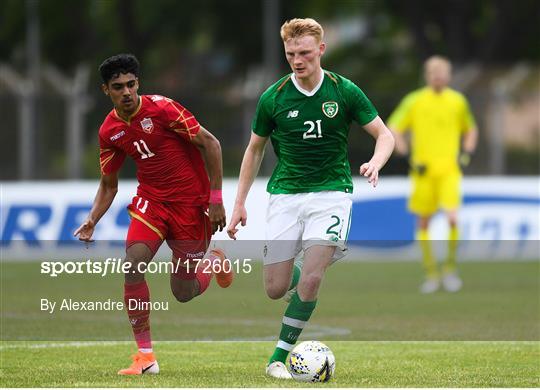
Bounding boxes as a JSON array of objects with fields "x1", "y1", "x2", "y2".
[{"x1": 252, "y1": 71, "x2": 378, "y2": 194}]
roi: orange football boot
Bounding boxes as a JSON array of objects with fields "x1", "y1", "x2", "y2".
[
  {"x1": 210, "y1": 248, "x2": 234, "y2": 288},
  {"x1": 118, "y1": 351, "x2": 159, "y2": 375}
]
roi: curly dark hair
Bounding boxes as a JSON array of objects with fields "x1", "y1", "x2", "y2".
[{"x1": 99, "y1": 54, "x2": 140, "y2": 84}]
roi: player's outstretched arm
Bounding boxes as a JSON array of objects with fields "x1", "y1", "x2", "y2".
[
  {"x1": 389, "y1": 129, "x2": 408, "y2": 156},
  {"x1": 227, "y1": 132, "x2": 268, "y2": 240},
  {"x1": 191, "y1": 126, "x2": 226, "y2": 233},
  {"x1": 74, "y1": 172, "x2": 119, "y2": 242},
  {"x1": 360, "y1": 116, "x2": 395, "y2": 187}
]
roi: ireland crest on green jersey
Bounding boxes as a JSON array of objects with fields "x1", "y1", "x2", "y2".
[{"x1": 322, "y1": 101, "x2": 339, "y2": 118}]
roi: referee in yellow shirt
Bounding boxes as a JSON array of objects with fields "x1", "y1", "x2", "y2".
[{"x1": 388, "y1": 55, "x2": 478, "y2": 293}]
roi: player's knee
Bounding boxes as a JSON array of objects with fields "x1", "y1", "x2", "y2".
[
  {"x1": 125, "y1": 248, "x2": 152, "y2": 272},
  {"x1": 418, "y1": 217, "x2": 431, "y2": 230},
  {"x1": 264, "y1": 274, "x2": 289, "y2": 299},
  {"x1": 266, "y1": 289, "x2": 286, "y2": 300},
  {"x1": 298, "y1": 272, "x2": 323, "y2": 297},
  {"x1": 123, "y1": 258, "x2": 137, "y2": 272},
  {"x1": 172, "y1": 288, "x2": 195, "y2": 303},
  {"x1": 448, "y1": 214, "x2": 458, "y2": 227},
  {"x1": 265, "y1": 283, "x2": 288, "y2": 300},
  {"x1": 174, "y1": 293, "x2": 194, "y2": 303},
  {"x1": 170, "y1": 282, "x2": 197, "y2": 303},
  {"x1": 123, "y1": 257, "x2": 145, "y2": 276},
  {"x1": 126, "y1": 243, "x2": 153, "y2": 263},
  {"x1": 122, "y1": 257, "x2": 146, "y2": 284}
]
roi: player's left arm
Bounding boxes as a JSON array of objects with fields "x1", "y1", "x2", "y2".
[
  {"x1": 360, "y1": 116, "x2": 395, "y2": 187},
  {"x1": 459, "y1": 127, "x2": 478, "y2": 168},
  {"x1": 462, "y1": 126, "x2": 478, "y2": 154},
  {"x1": 387, "y1": 92, "x2": 416, "y2": 157},
  {"x1": 190, "y1": 126, "x2": 226, "y2": 233},
  {"x1": 459, "y1": 97, "x2": 479, "y2": 167},
  {"x1": 342, "y1": 78, "x2": 394, "y2": 186}
]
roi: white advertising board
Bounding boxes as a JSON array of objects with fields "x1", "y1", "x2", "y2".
[{"x1": 1, "y1": 177, "x2": 539, "y2": 260}]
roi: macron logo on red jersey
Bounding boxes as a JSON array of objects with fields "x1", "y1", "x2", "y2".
[{"x1": 110, "y1": 130, "x2": 125, "y2": 141}]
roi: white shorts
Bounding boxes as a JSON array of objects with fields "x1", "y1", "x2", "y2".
[{"x1": 264, "y1": 191, "x2": 353, "y2": 264}]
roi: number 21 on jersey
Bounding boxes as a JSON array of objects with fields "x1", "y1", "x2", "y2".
[{"x1": 303, "y1": 120, "x2": 323, "y2": 139}]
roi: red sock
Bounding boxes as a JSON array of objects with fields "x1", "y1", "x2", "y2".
[
  {"x1": 173, "y1": 257, "x2": 216, "y2": 295},
  {"x1": 124, "y1": 281, "x2": 152, "y2": 350},
  {"x1": 195, "y1": 266, "x2": 212, "y2": 295}
]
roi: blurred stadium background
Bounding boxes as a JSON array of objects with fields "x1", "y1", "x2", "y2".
[
  {"x1": 0, "y1": 1, "x2": 539, "y2": 386},
  {"x1": 0, "y1": 0, "x2": 538, "y2": 180},
  {"x1": 1, "y1": 0, "x2": 538, "y2": 253}
]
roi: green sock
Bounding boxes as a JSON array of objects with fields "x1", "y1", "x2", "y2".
[
  {"x1": 269, "y1": 291, "x2": 317, "y2": 364},
  {"x1": 289, "y1": 261, "x2": 301, "y2": 290},
  {"x1": 444, "y1": 226, "x2": 459, "y2": 273}
]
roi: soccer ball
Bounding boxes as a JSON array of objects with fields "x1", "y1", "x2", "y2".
[{"x1": 288, "y1": 341, "x2": 335, "y2": 382}]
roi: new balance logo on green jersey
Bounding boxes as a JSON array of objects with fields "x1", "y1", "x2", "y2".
[{"x1": 287, "y1": 110, "x2": 299, "y2": 118}]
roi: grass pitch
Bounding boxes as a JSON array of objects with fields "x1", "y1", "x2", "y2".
[
  {"x1": 1, "y1": 341, "x2": 539, "y2": 387},
  {"x1": 1, "y1": 260, "x2": 539, "y2": 386},
  {"x1": 1, "y1": 261, "x2": 538, "y2": 341}
]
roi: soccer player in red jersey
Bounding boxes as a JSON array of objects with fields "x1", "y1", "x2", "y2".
[{"x1": 74, "y1": 54, "x2": 233, "y2": 375}]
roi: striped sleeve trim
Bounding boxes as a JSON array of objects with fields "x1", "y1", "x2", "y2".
[
  {"x1": 99, "y1": 150, "x2": 115, "y2": 174},
  {"x1": 325, "y1": 71, "x2": 338, "y2": 84},
  {"x1": 277, "y1": 75, "x2": 291, "y2": 91},
  {"x1": 168, "y1": 101, "x2": 200, "y2": 139}
]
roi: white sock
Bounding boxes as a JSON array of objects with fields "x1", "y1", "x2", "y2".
[{"x1": 139, "y1": 348, "x2": 153, "y2": 354}]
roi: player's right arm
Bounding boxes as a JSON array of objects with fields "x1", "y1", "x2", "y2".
[
  {"x1": 75, "y1": 129, "x2": 125, "y2": 242},
  {"x1": 74, "y1": 172, "x2": 119, "y2": 242},
  {"x1": 226, "y1": 132, "x2": 268, "y2": 240},
  {"x1": 227, "y1": 87, "x2": 274, "y2": 240},
  {"x1": 387, "y1": 91, "x2": 418, "y2": 156}
]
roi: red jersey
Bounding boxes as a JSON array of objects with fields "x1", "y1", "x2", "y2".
[{"x1": 98, "y1": 95, "x2": 209, "y2": 205}]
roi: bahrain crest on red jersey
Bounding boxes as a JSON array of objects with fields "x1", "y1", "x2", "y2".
[{"x1": 140, "y1": 118, "x2": 154, "y2": 133}]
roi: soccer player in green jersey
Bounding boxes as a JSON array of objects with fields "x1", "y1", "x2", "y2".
[{"x1": 227, "y1": 18, "x2": 394, "y2": 379}]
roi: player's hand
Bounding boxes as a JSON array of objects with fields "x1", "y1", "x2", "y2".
[
  {"x1": 459, "y1": 152, "x2": 471, "y2": 169},
  {"x1": 74, "y1": 219, "x2": 96, "y2": 243},
  {"x1": 359, "y1": 161, "x2": 380, "y2": 188},
  {"x1": 226, "y1": 205, "x2": 247, "y2": 240},
  {"x1": 209, "y1": 203, "x2": 226, "y2": 234}
]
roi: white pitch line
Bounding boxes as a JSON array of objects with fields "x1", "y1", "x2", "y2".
[
  {"x1": 0, "y1": 318, "x2": 352, "y2": 347},
  {"x1": 0, "y1": 323, "x2": 352, "y2": 350},
  {"x1": 1, "y1": 339, "x2": 536, "y2": 351},
  {"x1": 0, "y1": 341, "x2": 132, "y2": 350}
]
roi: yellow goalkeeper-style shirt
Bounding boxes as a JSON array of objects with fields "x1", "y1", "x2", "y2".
[{"x1": 387, "y1": 87, "x2": 475, "y2": 175}]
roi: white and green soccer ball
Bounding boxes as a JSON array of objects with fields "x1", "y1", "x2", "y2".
[{"x1": 288, "y1": 341, "x2": 335, "y2": 382}]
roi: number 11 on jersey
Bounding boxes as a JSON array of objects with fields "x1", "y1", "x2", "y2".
[{"x1": 133, "y1": 140, "x2": 155, "y2": 159}]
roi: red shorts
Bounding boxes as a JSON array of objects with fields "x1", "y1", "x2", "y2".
[{"x1": 126, "y1": 195, "x2": 211, "y2": 261}]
